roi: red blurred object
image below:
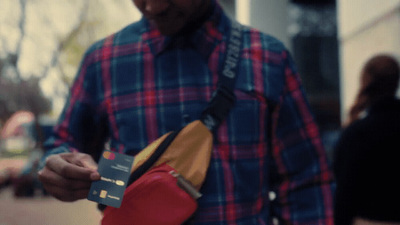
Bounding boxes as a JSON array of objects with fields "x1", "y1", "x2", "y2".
[
  {"x1": 102, "y1": 163, "x2": 198, "y2": 225},
  {"x1": 1, "y1": 111, "x2": 34, "y2": 139}
]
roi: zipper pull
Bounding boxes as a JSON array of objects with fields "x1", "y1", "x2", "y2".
[{"x1": 169, "y1": 171, "x2": 202, "y2": 200}]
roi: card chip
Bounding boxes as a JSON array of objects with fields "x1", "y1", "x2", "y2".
[{"x1": 100, "y1": 190, "x2": 107, "y2": 198}]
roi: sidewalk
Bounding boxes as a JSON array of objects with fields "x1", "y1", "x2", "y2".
[{"x1": 0, "y1": 187, "x2": 102, "y2": 225}]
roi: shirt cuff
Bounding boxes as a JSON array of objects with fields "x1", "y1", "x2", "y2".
[{"x1": 38, "y1": 147, "x2": 70, "y2": 171}]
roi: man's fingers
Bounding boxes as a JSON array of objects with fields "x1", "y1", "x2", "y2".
[
  {"x1": 38, "y1": 167, "x2": 92, "y2": 190},
  {"x1": 80, "y1": 156, "x2": 98, "y2": 171},
  {"x1": 45, "y1": 154, "x2": 94, "y2": 180},
  {"x1": 42, "y1": 182, "x2": 90, "y2": 202},
  {"x1": 62, "y1": 152, "x2": 98, "y2": 171},
  {"x1": 38, "y1": 166, "x2": 92, "y2": 202},
  {"x1": 39, "y1": 152, "x2": 101, "y2": 202},
  {"x1": 59, "y1": 153, "x2": 100, "y2": 180}
]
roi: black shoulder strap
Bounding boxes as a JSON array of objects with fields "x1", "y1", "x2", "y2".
[{"x1": 200, "y1": 21, "x2": 243, "y2": 131}]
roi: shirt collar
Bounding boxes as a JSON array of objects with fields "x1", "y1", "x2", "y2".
[{"x1": 140, "y1": 0, "x2": 228, "y2": 60}]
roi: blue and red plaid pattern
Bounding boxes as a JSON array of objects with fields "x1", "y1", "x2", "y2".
[{"x1": 43, "y1": 1, "x2": 334, "y2": 224}]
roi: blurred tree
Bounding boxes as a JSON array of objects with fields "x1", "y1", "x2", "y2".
[
  {"x1": 0, "y1": 0, "x2": 90, "y2": 124},
  {"x1": 0, "y1": 78, "x2": 51, "y2": 123},
  {"x1": 0, "y1": 0, "x2": 139, "y2": 125},
  {"x1": 0, "y1": 0, "x2": 140, "y2": 126}
]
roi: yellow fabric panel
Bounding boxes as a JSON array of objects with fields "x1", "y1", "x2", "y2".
[
  {"x1": 155, "y1": 120, "x2": 213, "y2": 190},
  {"x1": 130, "y1": 120, "x2": 213, "y2": 191},
  {"x1": 131, "y1": 131, "x2": 172, "y2": 173}
]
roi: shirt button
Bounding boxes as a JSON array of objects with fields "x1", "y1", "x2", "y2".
[
  {"x1": 269, "y1": 191, "x2": 276, "y2": 201},
  {"x1": 272, "y1": 217, "x2": 279, "y2": 225}
]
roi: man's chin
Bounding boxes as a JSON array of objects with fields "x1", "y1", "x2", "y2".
[
  {"x1": 157, "y1": 26, "x2": 181, "y2": 36},
  {"x1": 150, "y1": 20, "x2": 183, "y2": 36}
]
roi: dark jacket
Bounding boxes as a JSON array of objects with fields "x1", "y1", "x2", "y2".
[{"x1": 334, "y1": 97, "x2": 400, "y2": 224}]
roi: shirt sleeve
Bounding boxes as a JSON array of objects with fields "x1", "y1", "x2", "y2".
[
  {"x1": 268, "y1": 50, "x2": 335, "y2": 224},
  {"x1": 40, "y1": 47, "x2": 109, "y2": 167}
]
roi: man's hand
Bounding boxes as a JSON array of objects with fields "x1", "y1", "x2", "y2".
[{"x1": 38, "y1": 152, "x2": 100, "y2": 202}]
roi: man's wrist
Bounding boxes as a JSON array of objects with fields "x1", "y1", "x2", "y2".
[{"x1": 38, "y1": 147, "x2": 70, "y2": 171}]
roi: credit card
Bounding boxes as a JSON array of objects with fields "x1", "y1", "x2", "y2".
[{"x1": 87, "y1": 150, "x2": 134, "y2": 208}]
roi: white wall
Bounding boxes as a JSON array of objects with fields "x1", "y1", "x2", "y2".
[
  {"x1": 338, "y1": 0, "x2": 400, "y2": 39},
  {"x1": 235, "y1": 0, "x2": 290, "y2": 49},
  {"x1": 337, "y1": 0, "x2": 400, "y2": 122}
]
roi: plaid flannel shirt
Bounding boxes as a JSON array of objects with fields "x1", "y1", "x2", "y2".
[{"x1": 43, "y1": 1, "x2": 334, "y2": 224}]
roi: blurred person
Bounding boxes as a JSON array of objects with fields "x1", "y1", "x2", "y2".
[
  {"x1": 334, "y1": 54, "x2": 400, "y2": 225},
  {"x1": 38, "y1": 0, "x2": 334, "y2": 224},
  {"x1": 0, "y1": 169, "x2": 12, "y2": 190}
]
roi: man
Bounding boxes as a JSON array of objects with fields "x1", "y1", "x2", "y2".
[{"x1": 38, "y1": 0, "x2": 334, "y2": 224}]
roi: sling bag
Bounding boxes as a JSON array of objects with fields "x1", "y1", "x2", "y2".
[{"x1": 101, "y1": 21, "x2": 243, "y2": 225}]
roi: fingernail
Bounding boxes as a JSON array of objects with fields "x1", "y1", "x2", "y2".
[
  {"x1": 90, "y1": 172, "x2": 101, "y2": 180},
  {"x1": 86, "y1": 165, "x2": 98, "y2": 171}
]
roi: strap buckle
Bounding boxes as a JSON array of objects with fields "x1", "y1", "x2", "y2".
[{"x1": 200, "y1": 85, "x2": 236, "y2": 131}]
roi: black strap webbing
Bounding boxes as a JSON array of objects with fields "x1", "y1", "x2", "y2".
[{"x1": 200, "y1": 21, "x2": 243, "y2": 131}]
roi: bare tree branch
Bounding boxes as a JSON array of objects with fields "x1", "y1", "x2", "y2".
[
  {"x1": 13, "y1": 0, "x2": 27, "y2": 81},
  {"x1": 39, "y1": 1, "x2": 90, "y2": 82}
]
